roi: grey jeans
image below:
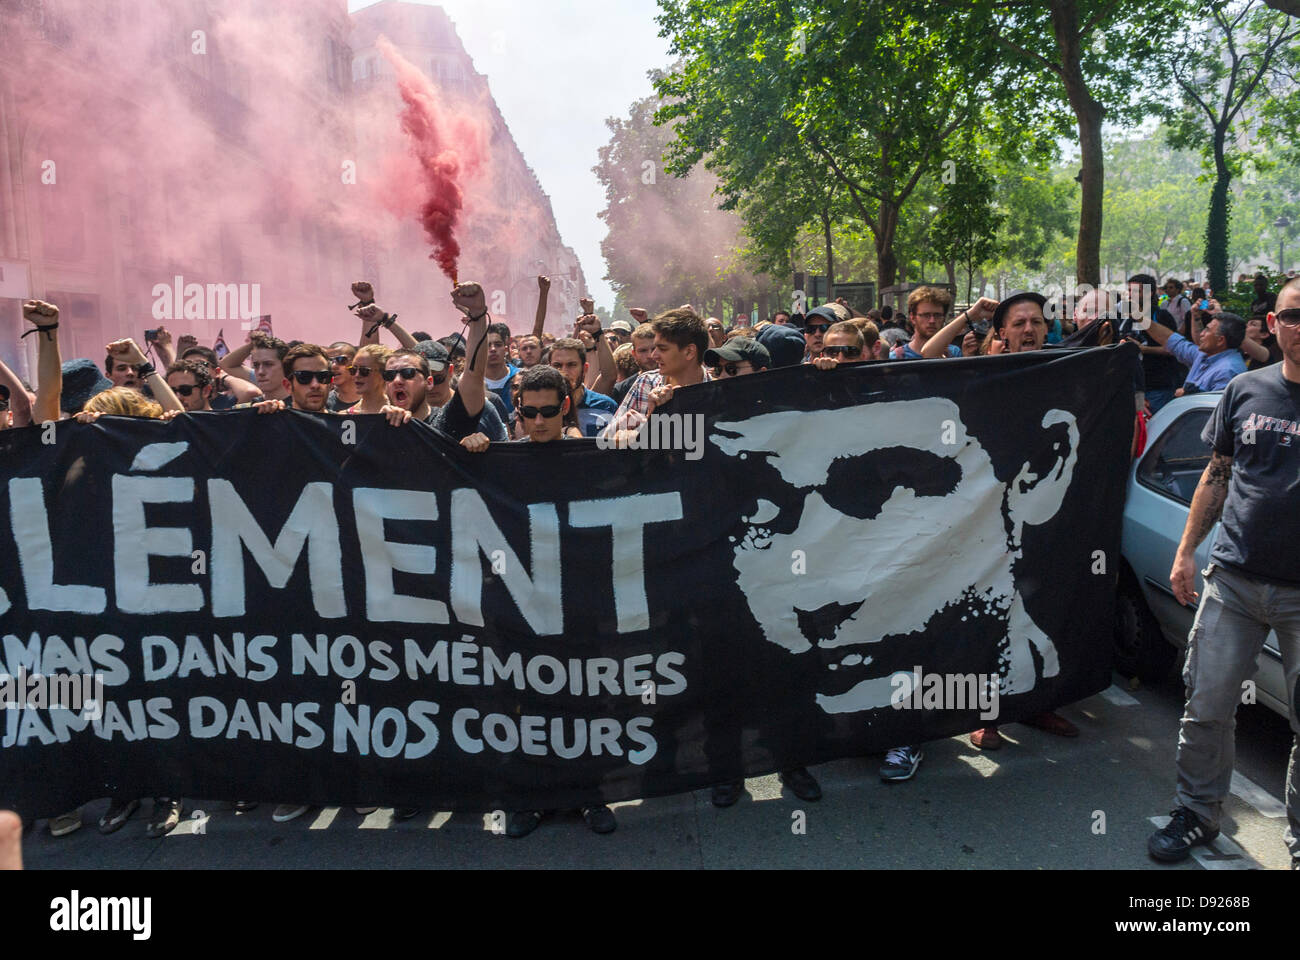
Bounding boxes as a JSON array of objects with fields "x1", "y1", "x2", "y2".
[{"x1": 1174, "y1": 561, "x2": 1300, "y2": 855}]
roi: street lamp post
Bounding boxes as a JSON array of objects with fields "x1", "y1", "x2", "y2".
[{"x1": 1276, "y1": 215, "x2": 1292, "y2": 275}]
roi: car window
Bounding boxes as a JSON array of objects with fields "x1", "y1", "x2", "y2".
[{"x1": 1137, "y1": 408, "x2": 1213, "y2": 504}]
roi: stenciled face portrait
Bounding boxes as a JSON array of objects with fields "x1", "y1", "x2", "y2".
[{"x1": 711, "y1": 397, "x2": 1078, "y2": 716}]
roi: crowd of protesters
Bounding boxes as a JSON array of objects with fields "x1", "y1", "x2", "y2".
[{"x1": 2, "y1": 266, "x2": 1297, "y2": 865}]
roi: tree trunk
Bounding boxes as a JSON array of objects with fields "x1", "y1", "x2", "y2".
[
  {"x1": 876, "y1": 199, "x2": 900, "y2": 288},
  {"x1": 946, "y1": 260, "x2": 957, "y2": 290},
  {"x1": 821, "y1": 208, "x2": 836, "y2": 300},
  {"x1": 1205, "y1": 126, "x2": 1232, "y2": 292},
  {"x1": 1050, "y1": 0, "x2": 1105, "y2": 287}
]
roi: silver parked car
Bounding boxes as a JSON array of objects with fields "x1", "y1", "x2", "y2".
[{"x1": 1116, "y1": 393, "x2": 1287, "y2": 717}]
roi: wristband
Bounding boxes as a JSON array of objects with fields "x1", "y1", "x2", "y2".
[
  {"x1": 349, "y1": 298, "x2": 375, "y2": 311},
  {"x1": 20, "y1": 323, "x2": 58, "y2": 341},
  {"x1": 136, "y1": 362, "x2": 157, "y2": 379}
]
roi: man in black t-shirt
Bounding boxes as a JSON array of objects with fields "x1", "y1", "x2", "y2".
[{"x1": 1149, "y1": 278, "x2": 1300, "y2": 865}]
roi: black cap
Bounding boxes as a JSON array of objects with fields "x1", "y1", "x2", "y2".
[
  {"x1": 412, "y1": 340, "x2": 450, "y2": 372},
  {"x1": 991, "y1": 291, "x2": 1047, "y2": 331},
  {"x1": 704, "y1": 337, "x2": 772, "y2": 370},
  {"x1": 803, "y1": 306, "x2": 839, "y2": 329}
]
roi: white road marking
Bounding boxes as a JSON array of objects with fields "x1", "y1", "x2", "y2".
[
  {"x1": 308, "y1": 807, "x2": 339, "y2": 830},
  {"x1": 429, "y1": 811, "x2": 452, "y2": 829},
  {"x1": 1230, "y1": 770, "x2": 1286, "y2": 819},
  {"x1": 1148, "y1": 816, "x2": 1259, "y2": 870},
  {"x1": 1100, "y1": 684, "x2": 1140, "y2": 707}
]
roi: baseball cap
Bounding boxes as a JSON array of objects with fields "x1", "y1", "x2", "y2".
[
  {"x1": 704, "y1": 337, "x2": 772, "y2": 370},
  {"x1": 60, "y1": 358, "x2": 113, "y2": 414},
  {"x1": 609, "y1": 320, "x2": 634, "y2": 335},
  {"x1": 755, "y1": 324, "x2": 807, "y2": 368},
  {"x1": 411, "y1": 340, "x2": 450, "y2": 372},
  {"x1": 803, "y1": 306, "x2": 839, "y2": 329}
]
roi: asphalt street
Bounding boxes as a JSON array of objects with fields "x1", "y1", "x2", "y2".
[{"x1": 20, "y1": 668, "x2": 1297, "y2": 870}]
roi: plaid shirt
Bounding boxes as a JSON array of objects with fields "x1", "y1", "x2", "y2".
[{"x1": 599, "y1": 368, "x2": 713, "y2": 438}]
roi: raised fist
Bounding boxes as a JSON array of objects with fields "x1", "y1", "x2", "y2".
[
  {"x1": 106, "y1": 338, "x2": 147, "y2": 368},
  {"x1": 22, "y1": 300, "x2": 58, "y2": 329},
  {"x1": 575, "y1": 314, "x2": 601, "y2": 337},
  {"x1": 357, "y1": 304, "x2": 386, "y2": 326},
  {"x1": 451, "y1": 282, "x2": 487, "y2": 319},
  {"x1": 177, "y1": 334, "x2": 199, "y2": 354},
  {"x1": 966, "y1": 297, "x2": 1001, "y2": 323},
  {"x1": 629, "y1": 308, "x2": 649, "y2": 323},
  {"x1": 351, "y1": 281, "x2": 375, "y2": 304},
  {"x1": 537, "y1": 275, "x2": 551, "y2": 292},
  {"x1": 579, "y1": 296, "x2": 595, "y2": 316}
]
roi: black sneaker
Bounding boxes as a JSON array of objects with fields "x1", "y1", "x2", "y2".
[
  {"x1": 780, "y1": 767, "x2": 822, "y2": 802},
  {"x1": 880, "y1": 745, "x2": 923, "y2": 782},
  {"x1": 146, "y1": 798, "x2": 183, "y2": 839},
  {"x1": 711, "y1": 781, "x2": 744, "y2": 808},
  {"x1": 581, "y1": 804, "x2": 617, "y2": 835},
  {"x1": 506, "y1": 810, "x2": 543, "y2": 838},
  {"x1": 394, "y1": 807, "x2": 421, "y2": 821},
  {"x1": 98, "y1": 798, "x2": 140, "y2": 835},
  {"x1": 1148, "y1": 807, "x2": 1218, "y2": 862}
]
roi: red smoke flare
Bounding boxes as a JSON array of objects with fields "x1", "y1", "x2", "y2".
[{"x1": 377, "y1": 38, "x2": 484, "y2": 285}]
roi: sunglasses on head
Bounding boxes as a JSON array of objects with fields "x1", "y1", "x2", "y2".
[
  {"x1": 291, "y1": 370, "x2": 333, "y2": 385},
  {"x1": 349, "y1": 365, "x2": 374, "y2": 377},
  {"x1": 822, "y1": 345, "x2": 862, "y2": 357},
  {"x1": 805, "y1": 323, "x2": 829, "y2": 334},
  {"x1": 382, "y1": 367, "x2": 424, "y2": 382},
  {"x1": 1276, "y1": 309, "x2": 1300, "y2": 328},
  {"x1": 519, "y1": 404, "x2": 563, "y2": 419}
]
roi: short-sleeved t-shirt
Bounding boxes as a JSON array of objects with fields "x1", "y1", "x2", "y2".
[
  {"x1": 576, "y1": 388, "x2": 618, "y2": 438},
  {"x1": 485, "y1": 364, "x2": 519, "y2": 417},
  {"x1": 895, "y1": 342, "x2": 961, "y2": 360},
  {"x1": 1202, "y1": 365, "x2": 1300, "y2": 584}
]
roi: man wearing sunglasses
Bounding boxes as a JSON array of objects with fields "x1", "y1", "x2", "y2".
[
  {"x1": 1150, "y1": 279, "x2": 1300, "y2": 865},
  {"x1": 810, "y1": 322, "x2": 867, "y2": 369},
  {"x1": 164, "y1": 359, "x2": 215, "y2": 412},
  {"x1": 378, "y1": 282, "x2": 494, "y2": 446},
  {"x1": 802, "y1": 306, "x2": 837, "y2": 362},
  {"x1": 180, "y1": 345, "x2": 261, "y2": 409},
  {"x1": 704, "y1": 337, "x2": 771, "y2": 378},
  {"x1": 325, "y1": 342, "x2": 360, "y2": 411}
]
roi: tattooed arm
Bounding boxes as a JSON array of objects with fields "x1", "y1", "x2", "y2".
[{"x1": 1170, "y1": 452, "x2": 1232, "y2": 605}]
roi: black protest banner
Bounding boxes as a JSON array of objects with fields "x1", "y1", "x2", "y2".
[{"x1": 0, "y1": 345, "x2": 1137, "y2": 817}]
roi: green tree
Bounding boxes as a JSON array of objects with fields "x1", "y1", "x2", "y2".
[
  {"x1": 929, "y1": 146, "x2": 1006, "y2": 302},
  {"x1": 593, "y1": 87, "x2": 773, "y2": 313},
  {"x1": 1160, "y1": 0, "x2": 1300, "y2": 289},
  {"x1": 965, "y1": 0, "x2": 1175, "y2": 285},
  {"x1": 655, "y1": 1, "x2": 1013, "y2": 288}
]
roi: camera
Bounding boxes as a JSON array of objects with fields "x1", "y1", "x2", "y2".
[
  {"x1": 968, "y1": 318, "x2": 990, "y2": 339},
  {"x1": 144, "y1": 328, "x2": 160, "y2": 343}
]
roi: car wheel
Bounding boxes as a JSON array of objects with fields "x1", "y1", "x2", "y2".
[{"x1": 1113, "y1": 576, "x2": 1178, "y2": 682}]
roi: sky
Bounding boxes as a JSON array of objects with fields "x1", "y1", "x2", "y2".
[{"x1": 349, "y1": 0, "x2": 673, "y2": 309}]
